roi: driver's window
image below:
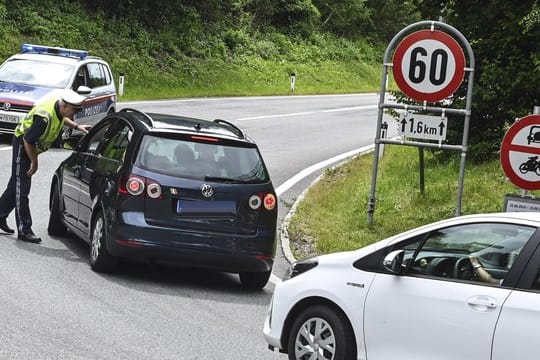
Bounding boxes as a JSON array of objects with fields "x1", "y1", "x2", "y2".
[
  {"x1": 395, "y1": 223, "x2": 534, "y2": 285},
  {"x1": 85, "y1": 124, "x2": 111, "y2": 153}
]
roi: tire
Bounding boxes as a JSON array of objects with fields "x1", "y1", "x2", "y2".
[
  {"x1": 89, "y1": 210, "x2": 117, "y2": 273},
  {"x1": 47, "y1": 185, "x2": 68, "y2": 236},
  {"x1": 519, "y1": 163, "x2": 528, "y2": 174},
  {"x1": 287, "y1": 305, "x2": 356, "y2": 360},
  {"x1": 239, "y1": 270, "x2": 271, "y2": 290}
]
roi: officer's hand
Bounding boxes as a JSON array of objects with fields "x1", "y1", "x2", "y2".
[
  {"x1": 79, "y1": 124, "x2": 92, "y2": 134},
  {"x1": 27, "y1": 161, "x2": 38, "y2": 176}
]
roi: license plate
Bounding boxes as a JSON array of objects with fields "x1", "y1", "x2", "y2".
[
  {"x1": 0, "y1": 113, "x2": 22, "y2": 123},
  {"x1": 177, "y1": 199, "x2": 236, "y2": 215}
]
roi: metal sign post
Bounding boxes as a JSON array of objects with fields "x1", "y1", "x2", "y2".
[{"x1": 367, "y1": 20, "x2": 475, "y2": 227}]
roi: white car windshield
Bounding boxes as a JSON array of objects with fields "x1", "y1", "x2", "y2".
[{"x1": 0, "y1": 59, "x2": 73, "y2": 88}]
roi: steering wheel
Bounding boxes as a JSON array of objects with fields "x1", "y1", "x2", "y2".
[{"x1": 454, "y1": 257, "x2": 474, "y2": 280}]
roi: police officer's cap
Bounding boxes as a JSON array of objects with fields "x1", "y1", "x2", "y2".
[{"x1": 61, "y1": 90, "x2": 85, "y2": 110}]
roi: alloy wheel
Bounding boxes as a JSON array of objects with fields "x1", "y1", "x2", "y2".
[
  {"x1": 91, "y1": 216, "x2": 104, "y2": 262},
  {"x1": 294, "y1": 317, "x2": 336, "y2": 360}
]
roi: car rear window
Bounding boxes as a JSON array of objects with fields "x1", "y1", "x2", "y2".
[
  {"x1": 135, "y1": 135, "x2": 269, "y2": 183},
  {"x1": 0, "y1": 59, "x2": 73, "y2": 88}
]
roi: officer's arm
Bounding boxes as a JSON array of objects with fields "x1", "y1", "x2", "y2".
[
  {"x1": 22, "y1": 116, "x2": 46, "y2": 176},
  {"x1": 23, "y1": 140, "x2": 38, "y2": 176}
]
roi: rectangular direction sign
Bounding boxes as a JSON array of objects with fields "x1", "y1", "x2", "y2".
[{"x1": 398, "y1": 112, "x2": 448, "y2": 141}]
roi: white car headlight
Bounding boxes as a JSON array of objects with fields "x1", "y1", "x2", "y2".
[{"x1": 283, "y1": 257, "x2": 318, "y2": 281}]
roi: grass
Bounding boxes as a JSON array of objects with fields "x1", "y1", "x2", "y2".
[
  {"x1": 117, "y1": 58, "x2": 382, "y2": 100},
  {"x1": 287, "y1": 145, "x2": 540, "y2": 260}
]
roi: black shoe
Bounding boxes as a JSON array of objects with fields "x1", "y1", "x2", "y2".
[
  {"x1": 0, "y1": 219, "x2": 14, "y2": 234},
  {"x1": 18, "y1": 233, "x2": 41, "y2": 243}
]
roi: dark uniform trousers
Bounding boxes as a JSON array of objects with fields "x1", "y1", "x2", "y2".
[{"x1": 0, "y1": 135, "x2": 33, "y2": 235}]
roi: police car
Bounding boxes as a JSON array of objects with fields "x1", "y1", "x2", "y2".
[{"x1": 0, "y1": 44, "x2": 116, "y2": 135}]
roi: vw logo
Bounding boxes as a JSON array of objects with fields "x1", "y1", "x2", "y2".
[
  {"x1": 3, "y1": 102, "x2": 11, "y2": 111},
  {"x1": 200, "y1": 184, "x2": 214, "y2": 198}
]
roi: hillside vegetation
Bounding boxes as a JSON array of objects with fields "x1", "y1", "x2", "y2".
[{"x1": 0, "y1": 0, "x2": 403, "y2": 99}]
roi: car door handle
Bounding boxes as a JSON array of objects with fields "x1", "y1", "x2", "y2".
[{"x1": 467, "y1": 296, "x2": 498, "y2": 311}]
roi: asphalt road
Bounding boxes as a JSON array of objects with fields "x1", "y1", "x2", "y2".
[{"x1": 0, "y1": 93, "x2": 386, "y2": 359}]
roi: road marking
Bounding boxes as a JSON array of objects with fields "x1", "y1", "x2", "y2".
[
  {"x1": 119, "y1": 93, "x2": 376, "y2": 106},
  {"x1": 275, "y1": 144, "x2": 374, "y2": 197},
  {"x1": 236, "y1": 105, "x2": 376, "y2": 121},
  {"x1": 269, "y1": 143, "x2": 375, "y2": 286}
]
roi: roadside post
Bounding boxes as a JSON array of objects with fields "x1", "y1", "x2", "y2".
[
  {"x1": 290, "y1": 72, "x2": 296, "y2": 93},
  {"x1": 119, "y1": 72, "x2": 125, "y2": 97},
  {"x1": 367, "y1": 20, "x2": 475, "y2": 227},
  {"x1": 501, "y1": 108, "x2": 540, "y2": 212}
]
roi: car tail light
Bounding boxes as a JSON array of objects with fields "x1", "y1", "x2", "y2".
[
  {"x1": 125, "y1": 176, "x2": 145, "y2": 196},
  {"x1": 248, "y1": 194, "x2": 262, "y2": 209},
  {"x1": 146, "y1": 182, "x2": 162, "y2": 199},
  {"x1": 191, "y1": 135, "x2": 219, "y2": 142},
  {"x1": 263, "y1": 193, "x2": 276, "y2": 210},
  {"x1": 248, "y1": 192, "x2": 276, "y2": 211},
  {"x1": 119, "y1": 174, "x2": 163, "y2": 199}
]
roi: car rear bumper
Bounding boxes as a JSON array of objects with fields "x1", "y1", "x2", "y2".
[{"x1": 106, "y1": 216, "x2": 277, "y2": 273}]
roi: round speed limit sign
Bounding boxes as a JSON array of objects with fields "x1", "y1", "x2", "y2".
[{"x1": 393, "y1": 29, "x2": 465, "y2": 103}]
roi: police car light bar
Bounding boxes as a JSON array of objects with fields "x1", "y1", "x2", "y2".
[{"x1": 21, "y1": 44, "x2": 88, "y2": 59}]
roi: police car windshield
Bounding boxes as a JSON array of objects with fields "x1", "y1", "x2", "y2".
[{"x1": 0, "y1": 59, "x2": 73, "y2": 88}]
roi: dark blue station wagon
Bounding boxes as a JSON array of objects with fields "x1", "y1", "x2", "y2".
[{"x1": 48, "y1": 108, "x2": 278, "y2": 289}]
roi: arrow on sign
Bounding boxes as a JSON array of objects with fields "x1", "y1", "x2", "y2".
[
  {"x1": 400, "y1": 118, "x2": 408, "y2": 132},
  {"x1": 439, "y1": 121, "x2": 445, "y2": 136}
]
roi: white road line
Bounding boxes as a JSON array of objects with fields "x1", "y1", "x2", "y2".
[
  {"x1": 269, "y1": 143, "x2": 375, "y2": 286},
  {"x1": 235, "y1": 105, "x2": 377, "y2": 121},
  {"x1": 275, "y1": 144, "x2": 374, "y2": 197},
  {"x1": 236, "y1": 111, "x2": 314, "y2": 121},
  {"x1": 118, "y1": 93, "x2": 376, "y2": 106}
]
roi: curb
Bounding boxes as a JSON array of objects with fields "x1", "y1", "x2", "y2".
[{"x1": 280, "y1": 146, "x2": 375, "y2": 264}]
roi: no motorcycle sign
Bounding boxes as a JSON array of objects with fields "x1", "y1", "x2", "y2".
[{"x1": 501, "y1": 115, "x2": 540, "y2": 190}]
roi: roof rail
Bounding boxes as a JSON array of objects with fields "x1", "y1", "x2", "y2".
[
  {"x1": 213, "y1": 118, "x2": 244, "y2": 139},
  {"x1": 120, "y1": 108, "x2": 154, "y2": 127}
]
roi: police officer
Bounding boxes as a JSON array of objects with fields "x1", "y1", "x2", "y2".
[{"x1": 0, "y1": 90, "x2": 91, "y2": 243}]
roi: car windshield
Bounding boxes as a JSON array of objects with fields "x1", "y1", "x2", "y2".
[
  {"x1": 135, "y1": 135, "x2": 269, "y2": 183},
  {"x1": 0, "y1": 59, "x2": 73, "y2": 88}
]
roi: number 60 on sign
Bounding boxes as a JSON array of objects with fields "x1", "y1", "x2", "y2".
[{"x1": 393, "y1": 29, "x2": 466, "y2": 103}]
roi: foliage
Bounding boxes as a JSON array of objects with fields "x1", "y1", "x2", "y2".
[{"x1": 0, "y1": 0, "x2": 390, "y2": 99}]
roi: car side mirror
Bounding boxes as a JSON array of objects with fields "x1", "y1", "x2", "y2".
[
  {"x1": 76, "y1": 85, "x2": 91, "y2": 95},
  {"x1": 383, "y1": 250, "x2": 405, "y2": 274}
]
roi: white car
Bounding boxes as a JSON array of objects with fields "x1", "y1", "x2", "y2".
[{"x1": 264, "y1": 212, "x2": 540, "y2": 360}]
